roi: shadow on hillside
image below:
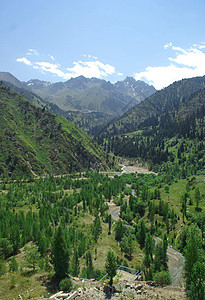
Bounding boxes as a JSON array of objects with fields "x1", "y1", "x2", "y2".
[
  {"x1": 103, "y1": 285, "x2": 121, "y2": 299},
  {"x1": 39, "y1": 275, "x2": 60, "y2": 294}
]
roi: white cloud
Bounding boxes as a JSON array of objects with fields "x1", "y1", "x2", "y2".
[
  {"x1": 27, "y1": 49, "x2": 39, "y2": 56},
  {"x1": 16, "y1": 57, "x2": 32, "y2": 66},
  {"x1": 34, "y1": 62, "x2": 71, "y2": 79},
  {"x1": 66, "y1": 60, "x2": 115, "y2": 78},
  {"x1": 135, "y1": 43, "x2": 205, "y2": 90},
  {"x1": 83, "y1": 54, "x2": 98, "y2": 59},
  {"x1": 118, "y1": 72, "x2": 123, "y2": 76},
  {"x1": 17, "y1": 50, "x2": 119, "y2": 80}
]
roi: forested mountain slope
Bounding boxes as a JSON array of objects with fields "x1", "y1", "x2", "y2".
[
  {"x1": 0, "y1": 83, "x2": 111, "y2": 179},
  {"x1": 100, "y1": 79, "x2": 205, "y2": 175},
  {"x1": 101, "y1": 75, "x2": 205, "y2": 136}
]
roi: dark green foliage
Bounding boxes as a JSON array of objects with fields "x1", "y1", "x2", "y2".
[
  {"x1": 105, "y1": 250, "x2": 117, "y2": 286},
  {"x1": 153, "y1": 236, "x2": 168, "y2": 273},
  {"x1": 24, "y1": 244, "x2": 40, "y2": 270},
  {"x1": 71, "y1": 248, "x2": 80, "y2": 277},
  {"x1": 108, "y1": 214, "x2": 112, "y2": 235},
  {"x1": 162, "y1": 235, "x2": 168, "y2": 270},
  {"x1": 59, "y1": 277, "x2": 73, "y2": 292},
  {"x1": 153, "y1": 270, "x2": 172, "y2": 286},
  {"x1": 195, "y1": 187, "x2": 202, "y2": 210},
  {"x1": 100, "y1": 78, "x2": 205, "y2": 180},
  {"x1": 184, "y1": 224, "x2": 204, "y2": 298},
  {"x1": 0, "y1": 238, "x2": 13, "y2": 258},
  {"x1": 0, "y1": 258, "x2": 7, "y2": 276},
  {"x1": 143, "y1": 232, "x2": 155, "y2": 280},
  {"x1": 137, "y1": 220, "x2": 146, "y2": 249},
  {"x1": 85, "y1": 251, "x2": 94, "y2": 278},
  {"x1": 52, "y1": 226, "x2": 69, "y2": 279},
  {"x1": 120, "y1": 234, "x2": 134, "y2": 259},
  {"x1": 9, "y1": 256, "x2": 18, "y2": 272},
  {"x1": 188, "y1": 261, "x2": 205, "y2": 300},
  {"x1": 115, "y1": 220, "x2": 123, "y2": 241},
  {"x1": 92, "y1": 215, "x2": 102, "y2": 242},
  {"x1": 100, "y1": 75, "x2": 205, "y2": 137}
]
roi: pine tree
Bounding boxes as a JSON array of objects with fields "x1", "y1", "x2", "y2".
[
  {"x1": 92, "y1": 215, "x2": 102, "y2": 242},
  {"x1": 9, "y1": 256, "x2": 18, "y2": 272},
  {"x1": 162, "y1": 234, "x2": 168, "y2": 270},
  {"x1": 85, "y1": 251, "x2": 93, "y2": 278},
  {"x1": 105, "y1": 251, "x2": 117, "y2": 286},
  {"x1": 138, "y1": 220, "x2": 146, "y2": 249},
  {"x1": 115, "y1": 220, "x2": 123, "y2": 242},
  {"x1": 195, "y1": 187, "x2": 201, "y2": 211},
  {"x1": 52, "y1": 226, "x2": 69, "y2": 279},
  {"x1": 108, "y1": 214, "x2": 112, "y2": 235},
  {"x1": 184, "y1": 225, "x2": 204, "y2": 291},
  {"x1": 24, "y1": 244, "x2": 40, "y2": 271},
  {"x1": 143, "y1": 233, "x2": 155, "y2": 280},
  {"x1": 72, "y1": 248, "x2": 79, "y2": 277}
]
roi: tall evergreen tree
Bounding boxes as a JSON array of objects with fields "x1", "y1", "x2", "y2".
[
  {"x1": 138, "y1": 220, "x2": 146, "y2": 249},
  {"x1": 143, "y1": 232, "x2": 155, "y2": 280},
  {"x1": 52, "y1": 226, "x2": 69, "y2": 279},
  {"x1": 71, "y1": 248, "x2": 80, "y2": 277},
  {"x1": 105, "y1": 250, "x2": 117, "y2": 286},
  {"x1": 162, "y1": 234, "x2": 168, "y2": 270},
  {"x1": 108, "y1": 214, "x2": 112, "y2": 235},
  {"x1": 195, "y1": 187, "x2": 201, "y2": 211},
  {"x1": 115, "y1": 219, "x2": 123, "y2": 242},
  {"x1": 184, "y1": 225, "x2": 204, "y2": 299},
  {"x1": 85, "y1": 251, "x2": 93, "y2": 278}
]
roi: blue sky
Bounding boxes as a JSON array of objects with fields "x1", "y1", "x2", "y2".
[{"x1": 1, "y1": 0, "x2": 205, "y2": 89}]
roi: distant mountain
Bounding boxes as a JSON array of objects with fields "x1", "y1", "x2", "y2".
[
  {"x1": 0, "y1": 82, "x2": 111, "y2": 178},
  {"x1": 0, "y1": 72, "x2": 25, "y2": 89},
  {"x1": 114, "y1": 77, "x2": 156, "y2": 104},
  {"x1": 26, "y1": 79, "x2": 52, "y2": 89},
  {"x1": 100, "y1": 75, "x2": 205, "y2": 136},
  {"x1": 23, "y1": 75, "x2": 156, "y2": 116},
  {"x1": 0, "y1": 72, "x2": 156, "y2": 135}
]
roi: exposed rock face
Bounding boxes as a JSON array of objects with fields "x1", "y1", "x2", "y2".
[{"x1": 44, "y1": 277, "x2": 186, "y2": 300}]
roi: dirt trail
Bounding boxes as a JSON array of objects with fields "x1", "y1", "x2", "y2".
[
  {"x1": 167, "y1": 245, "x2": 184, "y2": 287},
  {"x1": 108, "y1": 203, "x2": 185, "y2": 287},
  {"x1": 154, "y1": 237, "x2": 184, "y2": 287}
]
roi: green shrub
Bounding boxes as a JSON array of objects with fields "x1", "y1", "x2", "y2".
[
  {"x1": 59, "y1": 277, "x2": 73, "y2": 292},
  {"x1": 153, "y1": 270, "x2": 172, "y2": 286},
  {"x1": 9, "y1": 256, "x2": 18, "y2": 272}
]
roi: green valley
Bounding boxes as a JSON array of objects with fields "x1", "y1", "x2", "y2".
[{"x1": 0, "y1": 75, "x2": 204, "y2": 300}]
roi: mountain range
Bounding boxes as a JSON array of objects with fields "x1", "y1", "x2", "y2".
[
  {"x1": 24, "y1": 75, "x2": 156, "y2": 115},
  {"x1": 0, "y1": 72, "x2": 156, "y2": 135}
]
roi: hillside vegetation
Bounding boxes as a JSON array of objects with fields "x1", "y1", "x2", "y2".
[
  {"x1": 0, "y1": 75, "x2": 204, "y2": 299},
  {"x1": 0, "y1": 83, "x2": 111, "y2": 179},
  {"x1": 101, "y1": 75, "x2": 205, "y2": 136},
  {"x1": 0, "y1": 169, "x2": 204, "y2": 298}
]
